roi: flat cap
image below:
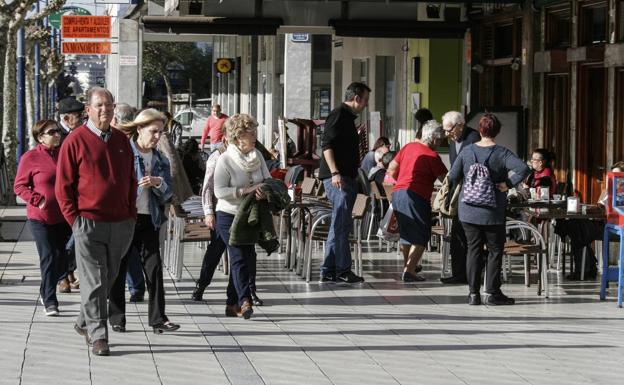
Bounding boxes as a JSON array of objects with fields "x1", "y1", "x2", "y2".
[{"x1": 58, "y1": 97, "x2": 85, "y2": 114}]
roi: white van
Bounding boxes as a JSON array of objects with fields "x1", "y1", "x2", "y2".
[{"x1": 174, "y1": 107, "x2": 210, "y2": 140}]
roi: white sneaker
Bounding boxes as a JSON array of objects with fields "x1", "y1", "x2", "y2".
[{"x1": 44, "y1": 305, "x2": 59, "y2": 316}]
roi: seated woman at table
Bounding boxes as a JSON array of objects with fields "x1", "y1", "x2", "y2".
[
  {"x1": 524, "y1": 148, "x2": 557, "y2": 197},
  {"x1": 369, "y1": 151, "x2": 396, "y2": 197},
  {"x1": 448, "y1": 114, "x2": 529, "y2": 306},
  {"x1": 361, "y1": 137, "x2": 390, "y2": 176},
  {"x1": 387, "y1": 121, "x2": 447, "y2": 282},
  {"x1": 553, "y1": 161, "x2": 624, "y2": 280}
]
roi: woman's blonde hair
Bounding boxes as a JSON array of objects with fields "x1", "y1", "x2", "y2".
[
  {"x1": 225, "y1": 113, "x2": 258, "y2": 144},
  {"x1": 119, "y1": 108, "x2": 167, "y2": 139}
]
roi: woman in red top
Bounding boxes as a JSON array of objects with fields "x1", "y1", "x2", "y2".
[
  {"x1": 14, "y1": 120, "x2": 72, "y2": 316},
  {"x1": 525, "y1": 148, "x2": 557, "y2": 197},
  {"x1": 387, "y1": 120, "x2": 447, "y2": 282}
]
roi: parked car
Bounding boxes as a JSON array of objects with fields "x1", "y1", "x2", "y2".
[{"x1": 174, "y1": 107, "x2": 210, "y2": 140}]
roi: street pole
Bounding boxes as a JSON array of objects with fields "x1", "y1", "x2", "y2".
[
  {"x1": 16, "y1": 27, "x2": 26, "y2": 163},
  {"x1": 50, "y1": 28, "x2": 57, "y2": 119},
  {"x1": 35, "y1": 1, "x2": 41, "y2": 122}
]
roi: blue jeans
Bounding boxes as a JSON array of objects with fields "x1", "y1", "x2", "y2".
[
  {"x1": 321, "y1": 177, "x2": 357, "y2": 276},
  {"x1": 216, "y1": 211, "x2": 257, "y2": 306},
  {"x1": 29, "y1": 220, "x2": 71, "y2": 307}
]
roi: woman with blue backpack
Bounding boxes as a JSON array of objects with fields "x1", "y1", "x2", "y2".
[{"x1": 448, "y1": 114, "x2": 529, "y2": 306}]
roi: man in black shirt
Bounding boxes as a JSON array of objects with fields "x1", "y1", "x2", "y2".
[{"x1": 318, "y1": 82, "x2": 370, "y2": 284}]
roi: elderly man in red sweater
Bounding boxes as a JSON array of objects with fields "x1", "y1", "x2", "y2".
[{"x1": 55, "y1": 87, "x2": 137, "y2": 356}]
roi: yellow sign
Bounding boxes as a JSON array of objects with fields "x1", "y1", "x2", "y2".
[
  {"x1": 61, "y1": 16, "x2": 111, "y2": 39},
  {"x1": 62, "y1": 41, "x2": 112, "y2": 55},
  {"x1": 215, "y1": 58, "x2": 234, "y2": 74}
]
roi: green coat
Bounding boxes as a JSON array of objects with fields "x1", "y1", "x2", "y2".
[{"x1": 229, "y1": 178, "x2": 291, "y2": 254}]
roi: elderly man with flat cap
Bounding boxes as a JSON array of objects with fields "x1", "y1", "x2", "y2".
[{"x1": 58, "y1": 97, "x2": 85, "y2": 141}]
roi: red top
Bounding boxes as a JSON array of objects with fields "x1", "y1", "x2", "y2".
[
  {"x1": 14, "y1": 144, "x2": 65, "y2": 224},
  {"x1": 200, "y1": 114, "x2": 229, "y2": 146},
  {"x1": 55, "y1": 125, "x2": 137, "y2": 226},
  {"x1": 527, "y1": 167, "x2": 557, "y2": 196},
  {"x1": 392, "y1": 141, "x2": 448, "y2": 201}
]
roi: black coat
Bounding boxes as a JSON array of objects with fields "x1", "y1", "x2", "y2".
[{"x1": 448, "y1": 126, "x2": 480, "y2": 166}]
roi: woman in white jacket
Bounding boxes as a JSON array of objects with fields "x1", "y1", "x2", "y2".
[{"x1": 214, "y1": 114, "x2": 270, "y2": 319}]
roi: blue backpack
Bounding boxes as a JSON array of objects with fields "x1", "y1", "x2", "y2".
[{"x1": 462, "y1": 147, "x2": 497, "y2": 208}]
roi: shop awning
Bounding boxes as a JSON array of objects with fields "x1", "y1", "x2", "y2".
[
  {"x1": 141, "y1": 16, "x2": 283, "y2": 36},
  {"x1": 329, "y1": 19, "x2": 469, "y2": 39}
]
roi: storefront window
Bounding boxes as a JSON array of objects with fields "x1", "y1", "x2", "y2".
[
  {"x1": 545, "y1": 5, "x2": 571, "y2": 49},
  {"x1": 579, "y1": 1, "x2": 608, "y2": 45}
]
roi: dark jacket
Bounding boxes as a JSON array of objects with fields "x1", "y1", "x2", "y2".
[
  {"x1": 449, "y1": 126, "x2": 480, "y2": 166},
  {"x1": 448, "y1": 144, "x2": 530, "y2": 225},
  {"x1": 229, "y1": 178, "x2": 291, "y2": 253},
  {"x1": 318, "y1": 103, "x2": 360, "y2": 179}
]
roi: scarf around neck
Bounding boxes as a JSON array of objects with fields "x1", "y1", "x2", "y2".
[{"x1": 227, "y1": 144, "x2": 262, "y2": 173}]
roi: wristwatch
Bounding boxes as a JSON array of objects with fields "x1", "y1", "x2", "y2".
[{"x1": 331, "y1": 171, "x2": 340, "y2": 176}]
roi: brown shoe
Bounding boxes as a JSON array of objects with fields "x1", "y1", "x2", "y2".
[
  {"x1": 58, "y1": 278, "x2": 71, "y2": 293},
  {"x1": 91, "y1": 339, "x2": 110, "y2": 356},
  {"x1": 68, "y1": 272, "x2": 80, "y2": 289},
  {"x1": 225, "y1": 304, "x2": 241, "y2": 317},
  {"x1": 74, "y1": 324, "x2": 90, "y2": 345},
  {"x1": 239, "y1": 299, "x2": 253, "y2": 320}
]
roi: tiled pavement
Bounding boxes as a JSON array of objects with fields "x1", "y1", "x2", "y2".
[{"x1": 2, "y1": 206, "x2": 624, "y2": 385}]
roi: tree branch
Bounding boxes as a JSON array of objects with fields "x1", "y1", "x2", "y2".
[{"x1": 30, "y1": 0, "x2": 66, "y2": 22}]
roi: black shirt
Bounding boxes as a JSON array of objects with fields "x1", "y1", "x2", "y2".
[{"x1": 318, "y1": 103, "x2": 360, "y2": 179}]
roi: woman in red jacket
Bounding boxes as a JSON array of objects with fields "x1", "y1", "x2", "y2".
[{"x1": 14, "y1": 120, "x2": 72, "y2": 316}]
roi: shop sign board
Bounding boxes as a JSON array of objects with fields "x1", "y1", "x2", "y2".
[
  {"x1": 62, "y1": 16, "x2": 111, "y2": 39},
  {"x1": 62, "y1": 41, "x2": 112, "y2": 55}
]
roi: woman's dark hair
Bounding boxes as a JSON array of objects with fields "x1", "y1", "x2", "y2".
[
  {"x1": 533, "y1": 148, "x2": 556, "y2": 168},
  {"x1": 372, "y1": 137, "x2": 390, "y2": 151},
  {"x1": 31, "y1": 119, "x2": 59, "y2": 140},
  {"x1": 478, "y1": 113, "x2": 501, "y2": 138},
  {"x1": 415, "y1": 108, "x2": 433, "y2": 125},
  {"x1": 381, "y1": 151, "x2": 396, "y2": 169}
]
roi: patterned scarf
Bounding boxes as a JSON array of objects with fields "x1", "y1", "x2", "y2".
[{"x1": 227, "y1": 144, "x2": 262, "y2": 173}]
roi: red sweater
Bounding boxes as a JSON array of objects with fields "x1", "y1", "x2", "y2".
[
  {"x1": 200, "y1": 114, "x2": 228, "y2": 146},
  {"x1": 13, "y1": 144, "x2": 65, "y2": 224},
  {"x1": 55, "y1": 125, "x2": 137, "y2": 225}
]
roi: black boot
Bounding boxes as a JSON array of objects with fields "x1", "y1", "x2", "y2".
[
  {"x1": 251, "y1": 291, "x2": 264, "y2": 306},
  {"x1": 191, "y1": 283, "x2": 206, "y2": 301}
]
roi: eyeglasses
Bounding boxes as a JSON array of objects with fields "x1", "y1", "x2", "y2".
[{"x1": 43, "y1": 129, "x2": 61, "y2": 136}]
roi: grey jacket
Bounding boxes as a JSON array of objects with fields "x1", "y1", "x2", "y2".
[{"x1": 448, "y1": 144, "x2": 529, "y2": 225}]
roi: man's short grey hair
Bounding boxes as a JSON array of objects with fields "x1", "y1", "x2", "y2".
[
  {"x1": 86, "y1": 86, "x2": 114, "y2": 105},
  {"x1": 420, "y1": 120, "x2": 444, "y2": 146},
  {"x1": 114, "y1": 103, "x2": 135, "y2": 125},
  {"x1": 441, "y1": 111, "x2": 465, "y2": 130}
]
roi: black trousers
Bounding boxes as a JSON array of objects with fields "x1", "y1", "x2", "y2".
[
  {"x1": 109, "y1": 215, "x2": 167, "y2": 327},
  {"x1": 449, "y1": 217, "x2": 467, "y2": 280},
  {"x1": 29, "y1": 220, "x2": 71, "y2": 307},
  {"x1": 462, "y1": 222, "x2": 506, "y2": 295}
]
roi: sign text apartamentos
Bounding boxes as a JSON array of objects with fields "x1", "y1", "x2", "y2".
[{"x1": 61, "y1": 16, "x2": 111, "y2": 39}]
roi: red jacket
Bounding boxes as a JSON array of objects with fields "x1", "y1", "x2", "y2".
[
  {"x1": 14, "y1": 144, "x2": 65, "y2": 224},
  {"x1": 55, "y1": 124, "x2": 137, "y2": 225}
]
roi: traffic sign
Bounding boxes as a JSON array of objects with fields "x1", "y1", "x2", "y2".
[
  {"x1": 49, "y1": 7, "x2": 91, "y2": 29},
  {"x1": 62, "y1": 42, "x2": 112, "y2": 55},
  {"x1": 61, "y1": 16, "x2": 111, "y2": 39}
]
